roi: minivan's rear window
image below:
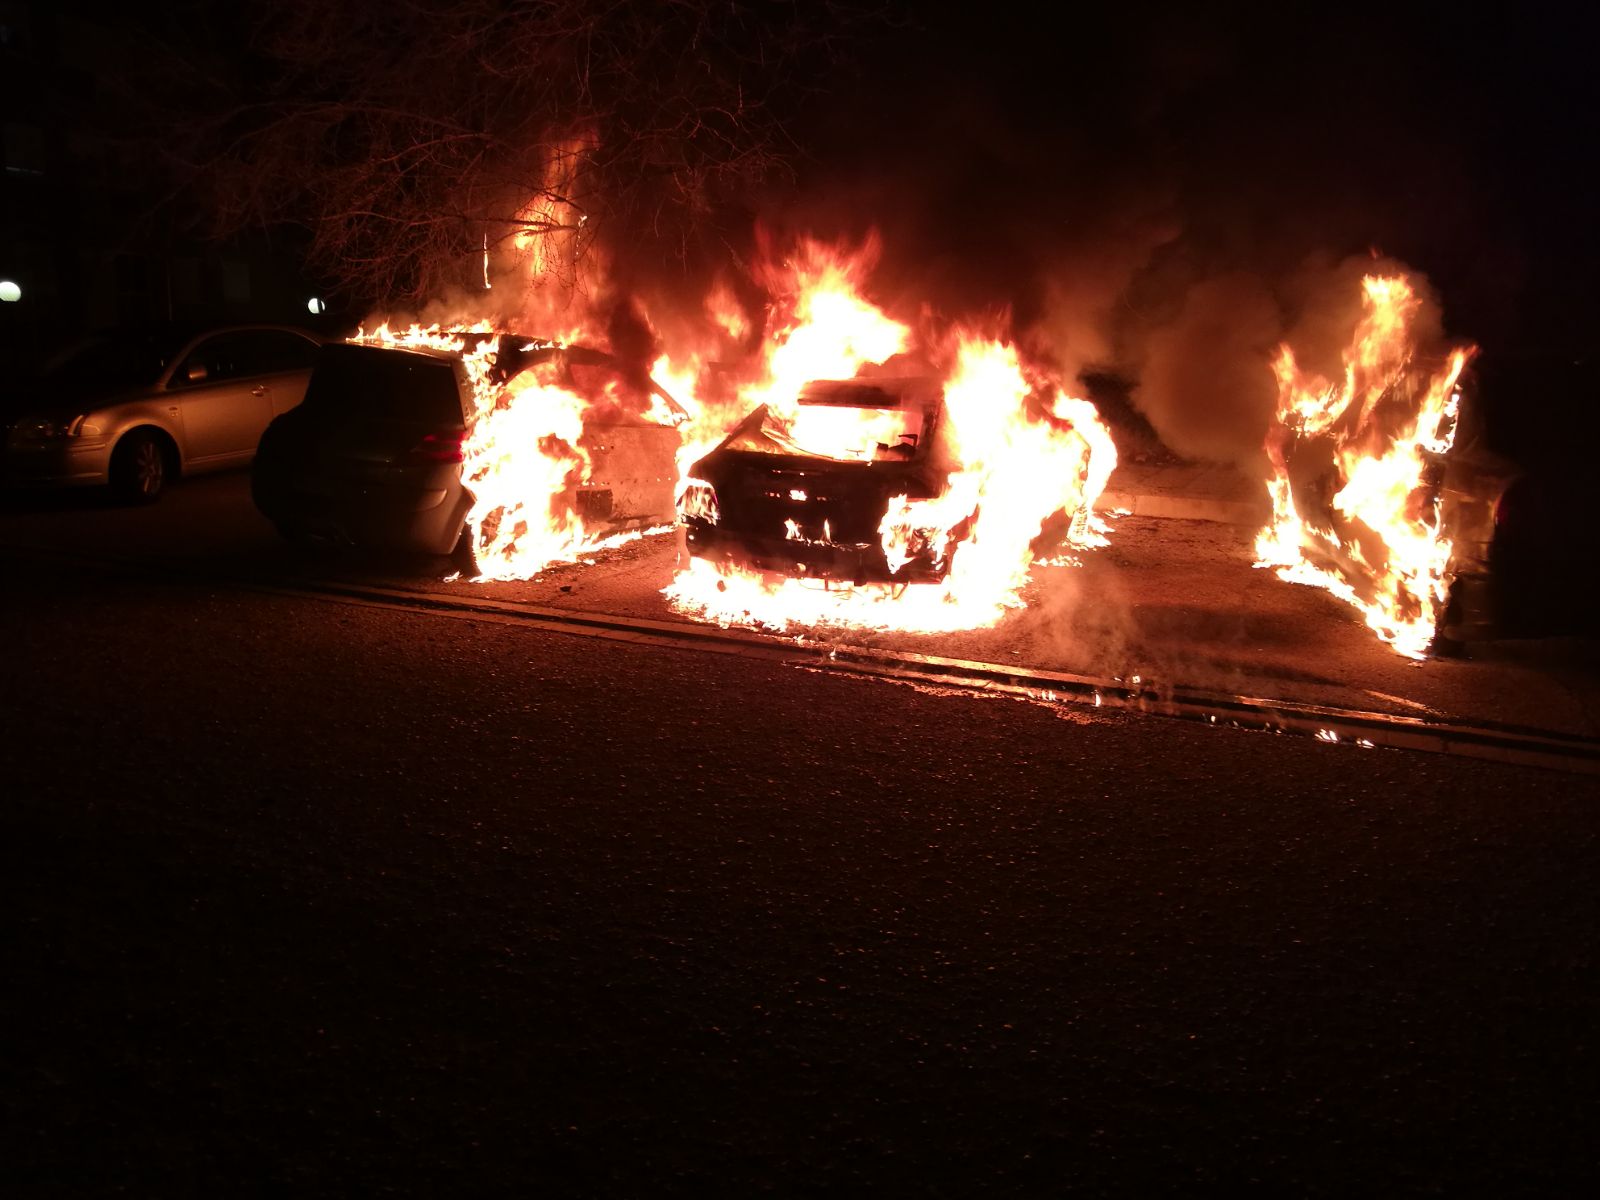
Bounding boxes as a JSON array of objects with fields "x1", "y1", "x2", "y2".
[{"x1": 305, "y1": 344, "x2": 463, "y2": 423}]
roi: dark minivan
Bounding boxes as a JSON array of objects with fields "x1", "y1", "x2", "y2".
[{"x1": 253, "y1": 341, "x2": 476, "y2": 563}]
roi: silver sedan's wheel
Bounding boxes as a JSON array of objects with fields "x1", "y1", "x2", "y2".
[{"x1": 110, "y1": 431, "x2": 168, "y2": 504}]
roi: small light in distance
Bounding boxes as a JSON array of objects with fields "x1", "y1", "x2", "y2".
[
  {"x1": 307, "y1": 297, "x2": 326, "y2": 314},
  {"x1": 0, "y1": 280, "x2": 21, "y2": 303}
]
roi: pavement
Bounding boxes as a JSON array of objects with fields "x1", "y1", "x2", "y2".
[
  {"x1": 6, "y1": 561, "x2": 1599, "y2": 1195},
  {"x1": 1097, "y1": 461, "x2": 1269, "y2": 526}
]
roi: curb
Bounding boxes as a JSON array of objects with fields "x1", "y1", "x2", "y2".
[
  {"x1": 14, "y1": 545, "x2": 1598, "y2": 774},
  {"x1": 215, "y1": 573, "x2": 1600, "y2": 776}
]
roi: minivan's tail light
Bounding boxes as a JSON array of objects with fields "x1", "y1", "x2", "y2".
[
  {"x1": 1492, "y1": 477, "x2": 1526, "y2": 529},
  {"x1": 410, "y1": 430, "x2": 467, "y2": 463}
]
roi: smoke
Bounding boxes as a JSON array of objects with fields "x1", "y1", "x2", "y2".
[
  {"x1": 1125, "y1": 272, "x2": 1280, "y2": 471},
  {"x1": 1106, "y1": 251, "x2": 1453, "y2": 472},
  {"x1": 1022, "y1": 195, "x2": 1183, "y2": 385},
  {"x1": 1279, "y1": 252, "x2": 1445, "y2": 380},
  {"x1": 658, "y1": 3, "x2": 1505, "y2": 477},
  {"x1": 360, "y1": 1, "x2": 1474, "y2": 485},
  {"x1": 1021, "y1": 561, "x2": 1139, "y2": 683},
  {"x1": 378, "y1": 184, "x2": 1460, "y2": 490},
  {"x1": 602, "y1": 295, "x2": 663, "y2": 376}
]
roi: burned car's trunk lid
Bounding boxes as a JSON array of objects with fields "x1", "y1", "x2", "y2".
[{"x1": 578, "y1": 423, "x2": 680, "y2": 528}]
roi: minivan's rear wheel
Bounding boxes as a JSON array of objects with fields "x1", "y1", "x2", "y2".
[
  {"x1": 109, "y1": 430, "x2": 169, "y2": 504},
  {"x1": 449, "y1": 522, "x2": 479, "y2": 576}
]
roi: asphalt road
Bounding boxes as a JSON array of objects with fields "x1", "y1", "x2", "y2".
[
  {"x1": 4, "y1": 471, "x2": 1598, "y2": 738},
  {"x1": 2, "y1": 477, "x2": 1598, "y2": 1195}
]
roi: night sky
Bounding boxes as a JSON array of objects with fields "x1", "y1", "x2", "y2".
[
  {"x1": 33, "y1": 0, "x2": 1600, "y2": 354},
  {"x1": 13, "y1": 1, "x2": 1599, "y2": 464},
  {"x1": 781, "y1": 3, "x2": 1594, "y2": 345},
  {"x1": 760, "y1": 1, "x2": 1599, "y2": 469}
]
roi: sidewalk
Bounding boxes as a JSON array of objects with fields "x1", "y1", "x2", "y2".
[{"x1": 1096, "y1": 462, "x2": 1268, "y2": 527}]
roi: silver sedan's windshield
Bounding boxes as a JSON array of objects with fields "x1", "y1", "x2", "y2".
[{"x1": 37, "y1": 331, "x2": 187, "y2": 395}]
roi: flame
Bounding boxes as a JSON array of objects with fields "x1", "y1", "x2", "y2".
[
  {"x1": 655, "y1": 239, "x2": 916, "y2": 518},
  {"x1": 746, "y1": 238, "x2": 910, "y2": 415},
  {"x1": 460, "y1": 367, "x2": 593, "y2": 577},
  {"x1": 875, "y1": 337, "x2": 1116, "y2": 605},
  {"x1": 705, "y1": 280, "x2": 750, "y2": 343},
  {"x1": 510, "y1": 135, "x2": 597, "y2": 283},
  {"x1": 352, "y1": 322, "x2": 670, "y2": 581},
  {"x1": 1254, "y1": 275, "x2": 1473, "y2": 658},
  {"x1": 663, "y1": 243, "x2": 1118, "y2": 634}
]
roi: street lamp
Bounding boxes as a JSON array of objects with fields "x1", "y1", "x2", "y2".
[{"x1": 0, "y1": 280, "x2": 21, "y2": 303}]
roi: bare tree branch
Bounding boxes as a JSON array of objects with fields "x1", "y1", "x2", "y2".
[{"x1": 104, "y1": 0, "x2": 880, "y2": 304}]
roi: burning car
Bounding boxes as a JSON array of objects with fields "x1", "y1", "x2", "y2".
[
  {"x1": 678, "y1": 376, "x2": 966, "y2": 583},
  {"x1": 252, "y1": 334, "x2": 682, "y2": 574},
  {"x1": 1254, "y1": 274, "x2": 1520, "y2": 657}
]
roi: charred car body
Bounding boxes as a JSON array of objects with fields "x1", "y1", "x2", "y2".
[
  {"x1": 680, "y1": 377, "x2": 966, "y2": 583},
  {"x1": 1265, "y1": 356, "x2": 1518, "y2": 650},
  {"x1": 252, "y1": 337, "x2": 680, "y2": 567}
]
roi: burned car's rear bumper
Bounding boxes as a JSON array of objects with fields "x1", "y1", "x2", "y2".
[{"x1": 682, "y1": 519, "x2": 946, "y2": 583}]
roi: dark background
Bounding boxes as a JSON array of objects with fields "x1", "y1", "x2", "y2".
[
  {"x1": 778, "y1": 2, "x2": 1600, "y2": 473},
  {"x1": 4, "y1": 6, "x2": 1599, "y2": 1190},
  {"x1": 4, "y1": 1, "x2": 1596, "y2": 463},
  {"x1": 790, "y1": 3, "x2": 1595, "y2": 347}
]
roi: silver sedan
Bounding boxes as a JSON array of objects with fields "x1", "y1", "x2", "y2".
[{"x1": 3, "y1": 323, "x2": 322, "y2": 502}]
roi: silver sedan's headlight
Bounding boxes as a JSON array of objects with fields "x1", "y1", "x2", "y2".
[{"x1": 11, "y1": 414, "x2": 100, "y2": 440}]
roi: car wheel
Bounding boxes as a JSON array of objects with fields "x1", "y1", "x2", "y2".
[
  {"x1": 448, "y1": 522, "x2": 479, "y2": 576},
  {"x1": 109, "y1": 430, "x2": 169, "y2": 504}
]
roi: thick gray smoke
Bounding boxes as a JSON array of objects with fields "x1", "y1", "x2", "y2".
[
  {"x1": 1123, "y1": 272, "x2": 1280, "y2": 472},
  {"x1": 1067, "y1": 251, "x2": 1451, "y2": 473},
  {"x1": 709, "y1": 6, "x2": 1500, "y2": 476}
]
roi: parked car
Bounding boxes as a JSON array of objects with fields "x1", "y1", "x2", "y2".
[
  {"x1": 1265, "y1": 355, "x2": 1527, "y2": 651},
  {"x1": 1431, "y1": 439, "x2": 1519, "y2": 648},
  {"x1": 251, "y1": 337, "x2": 683, "y2": 569},
  {"x1": 678, "y1": 376, "x2": 959, "y2": 583},
  {"x1": 1452, "y1": 352, "x2": 1596, "y2": 641},
  {"x1": 2, "y1": 323, "x2": 322, "y2": 502}
]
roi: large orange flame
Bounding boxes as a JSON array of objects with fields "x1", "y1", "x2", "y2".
[
  {"x1": 351, "y1": 235, "x2": 1117, "y2": 617},
  {"x1": 352, "y1": 323, "x2": 674, "y2": 580},
  {"x1": 1254, "y1": 276, "x2": 1473, "y2": 658},
  {"x1": 661, "y1": 238, "x2": 1117, "y2": 633}
]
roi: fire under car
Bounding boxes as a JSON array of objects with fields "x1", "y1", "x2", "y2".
[{"x1": 678, "y1": 376, "x2": 967, "y2": 583}]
